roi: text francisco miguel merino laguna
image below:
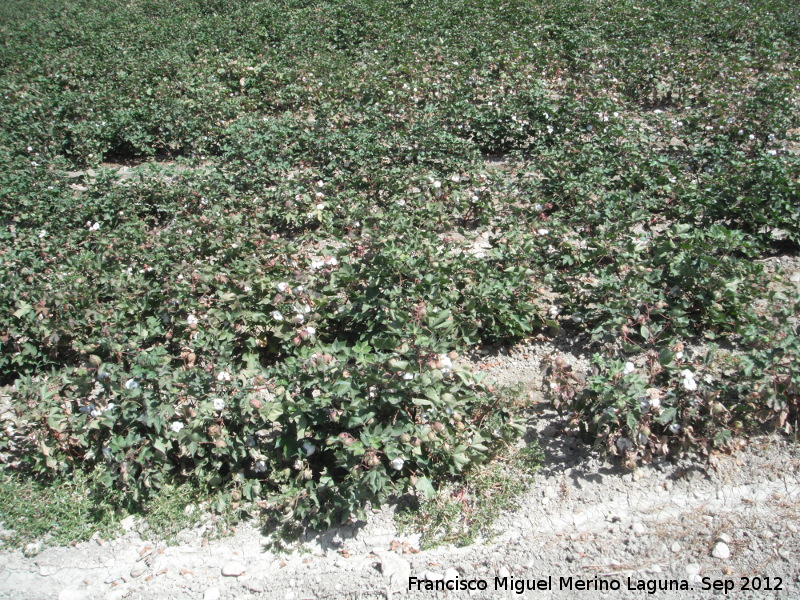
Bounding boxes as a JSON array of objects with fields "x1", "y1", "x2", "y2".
[{"x1": 408, "y1": 574, "x2": 693, "y2": 594}]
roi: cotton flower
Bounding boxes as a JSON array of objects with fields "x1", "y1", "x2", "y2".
[
  {"x1": 170, "y1": 422, "x2": 184, "y2": 433},
  {"x1": 391, "y1": 457, "x2": 405, "y2": 471},
  {"x1": 125, "y1": 379, "x2": 139, "y2": 390},
  {"x1": 624, "y1": 361, "x2": 635, "y2": 374},
  {"x1": 212, "y1": 397, "x2": 225, "y2": 411}
]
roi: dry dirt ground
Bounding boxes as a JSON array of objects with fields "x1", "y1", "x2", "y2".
[{"x1": 2, "y1": 341, "x2": 799, "y2": 600}]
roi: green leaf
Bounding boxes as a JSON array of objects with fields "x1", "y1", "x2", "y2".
[{"x1": 414, "y1": 476, "x2": 436, "y2": 499}]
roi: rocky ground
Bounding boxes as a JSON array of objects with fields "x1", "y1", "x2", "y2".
[{"x1": 2, "y1": 251, "x2": 799, "y2": 600}]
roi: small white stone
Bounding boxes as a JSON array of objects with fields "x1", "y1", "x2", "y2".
[
  {"x1": 789, "y1": 271, "x2": 800, "y2": 283},
  {"x1": 632, "y1": 522, "x2": 646, "y2": 535},
  {"x1": 671, "y1": 542, "x2": 681, "y2": 553},
  {"x1": 717, "y1": 533, "x2": 732, "y2": 544},
  {"x1": 444, "y1": 567, "x2": 461, "y2": 581},
  {"x1": 58, "y1": 591, "x2": 86, "y2": 600},
  {"x1": 203, "y1": 588, "x2": 221, "y2": 600},
  {"x1": 222, "y1": 560, "x2": 246, "y2": 577},
  {"x1": 712, "y1": 542, "x2": 731, "y2": 559},
  {"x1": 105, "y1": 589, "x2": 130, "y2": 600},
  {"x1": 130, "y1": 562, "x2": 147, "y2": 578},
  {"x1": 496, "y1": 566, "x2": 510, "y2": 579},
  {"x1": 378, "y1": 551, "x2": 411, "y2": 590},
  {"x1": 120, "y1": 515, "x2": 136, "y2": 531},
  {"x1": 423, "y1": 571, "x2": 444, "y2": 581}
]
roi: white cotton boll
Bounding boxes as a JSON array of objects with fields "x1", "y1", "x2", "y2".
[
  {"x1": 669, "y1": 423, "x2": 681, "y2": 434},
  {"x1": 537, "y1": 228, "x2": 550, "y2": 236},
  {"x1": 39, "y1": 230, "x2": 47, "y2": 239},
  {"x1": 170, "y1": 422, "x2": 184, "y2": 433},
  {"x1": 277, "y1": 282, "x2": 289, "y2": 292},
  {"x1": 675, "y1": 351, "x2": 684, "y2": 360},
  {"x1": 624, "y1": 361, "x2": 635, "y2": 374},
  {"x1": 187, "y1": 314, "x2": 199, "y2": 325},
  {"x1": 403, "y1": 372, "x2": 414, "y2": 380},
  {"x1": 271, "y1": 310, "x2": 284, "y2": 321},
  {"x1": 217, "y1": 371, "x2": 231, "y2": 382},
  {"x1": 292, "y1": 313, "x2": 305, "y2": 324},
  {"x1": 391, "y1": 457, "x2": 405, "y2": 471},
  {"x1": 125, "y1": 379, "x2": 139, "y2": 390},
  {"x1": 213, "y1": 397, "x2": 225, "y2": 411},
  {"x1": 302, "y1": 441, "x2": 316, "y2": 456},
  {"x1": 253, "y1": 460, "x2": 267, "y2": 473},
  {"x1": 683, "y1": 377, "x2": 698, "y2": 392},
  {"x1": 616, "y1": 437, "x2": 633, "y2": 451}
]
